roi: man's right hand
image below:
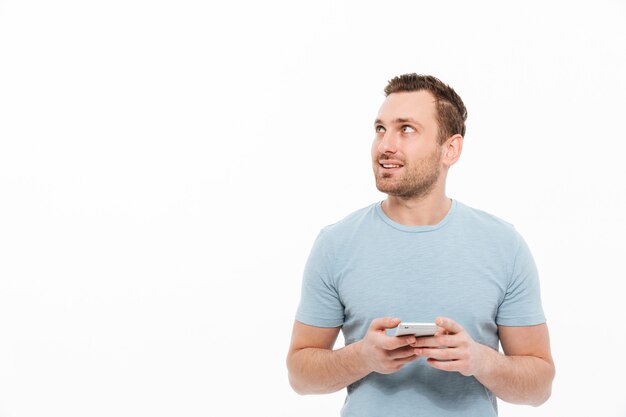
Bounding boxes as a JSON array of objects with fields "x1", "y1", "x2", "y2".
[{"x1": 356, "y1": 317, "x2": 419, "y2": 374}]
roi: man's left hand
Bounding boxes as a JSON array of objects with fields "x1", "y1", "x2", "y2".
[{"x1": 411, "y1": 317, "x2": 492, "y2": 377}]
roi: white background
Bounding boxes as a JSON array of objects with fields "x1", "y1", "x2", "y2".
[{"x1": 1, "y1": 1, "x2": 625, "y2": 416}]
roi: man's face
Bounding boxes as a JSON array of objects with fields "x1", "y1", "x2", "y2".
[{"x1": 371, "y1": 90, "x2": 443, "y2": 199}]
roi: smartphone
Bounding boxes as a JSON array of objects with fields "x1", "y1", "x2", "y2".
[{"x1": 394, "y1": 322, "x2": 438, "y2": 337}]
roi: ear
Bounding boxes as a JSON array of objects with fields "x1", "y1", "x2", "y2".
[{"x1": 442, "y1": 134, "x2": 463, "y2": 167}]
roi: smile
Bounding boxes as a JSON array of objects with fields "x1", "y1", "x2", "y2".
[{"x1": 379, "y1": 159, "x2": 404, "y2": 170}]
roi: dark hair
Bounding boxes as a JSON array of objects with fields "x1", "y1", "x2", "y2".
[{"x1": 384, "y1": 73, "x2": 467, "y2": 144}]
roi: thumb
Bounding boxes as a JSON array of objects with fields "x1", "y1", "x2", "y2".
[
  {"x1": 435, "y1": 316, "x2": 464, "y2": 334},
  {"x1": 369, "y1": 317, "x2": 401, "y2": 331}
]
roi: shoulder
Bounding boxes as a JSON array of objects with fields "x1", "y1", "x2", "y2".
[
  {"x1": 317, "y1": 203, "x2": 379, "y2": 241},
  {"x1": 456, "y1": 201, "x2": 513, "y2": 228},
  {"x1": 454, "y1": 201, "x2": 523, "y2": 246}
]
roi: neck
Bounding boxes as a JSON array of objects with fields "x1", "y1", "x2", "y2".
[{"x1": 381, "y1": 191, "x2": 452, "y2": 226}]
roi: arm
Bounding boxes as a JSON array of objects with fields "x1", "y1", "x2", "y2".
[
  {"x1": 287, "y1": 318, "x2": 419, "y2": 395},
  {"x1": 413, "y1": 317, "x2": 555, "y2": 406},
  {"x1": 477, "y1": 323, "x2": 555, "y2": 406}
]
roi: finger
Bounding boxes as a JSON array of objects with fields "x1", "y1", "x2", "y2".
[
  {"x1": 434, "y1": 327, "x2": 448, "y2": 336},
  {"x1": 387, "y1": 345, "x2": 418, "y2": 360},
  {"x1": 394, "y1": 354, "x2": 418, "y2": 366},
  {"x1": 435, "y1": 317, "x2": 464, "y2": 335},
  {"x1": 415, "y1": 347, "x2": 459, "y2": 361},
  {"x1": 411, "y1": 334, "x2": 456, "y2": 348},
  {"x1": 426, "y1": 357, "x2": 457, "y2": 372},
  {"x1": 410, "y1": 336, "x2": 439, "y2": 348},
  {"x1": 383, "y1": 335, "x2": 417, "y2": 350},
  {"x1": 369, "y1": 317, "x2": 401, "y2": 331}
]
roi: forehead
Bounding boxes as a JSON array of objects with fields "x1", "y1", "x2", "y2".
[{"x1": 376, "y1": 90, "x2": 437, "y2": 124}]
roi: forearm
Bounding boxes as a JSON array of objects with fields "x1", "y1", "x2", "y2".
[
  {"x1": 475, "y1": 345, "x2": 555, "y2": 406},
  {"x1": 287, "y1": 341, "x2": 370, "y2": 395}
]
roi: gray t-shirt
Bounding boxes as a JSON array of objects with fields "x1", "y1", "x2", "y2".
[{"x1": 295, "y1": 200, "x2": 546, "y2": 417}]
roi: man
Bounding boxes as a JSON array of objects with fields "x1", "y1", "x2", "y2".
[{"x1": 286, "y1": 74, "x2": 555, "y2": 416}]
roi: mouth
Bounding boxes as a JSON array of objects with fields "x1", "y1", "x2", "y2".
[{"x1": 378, "y1": 160, "x2": 404, "y2": 171}]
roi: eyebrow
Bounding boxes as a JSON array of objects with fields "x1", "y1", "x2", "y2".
[{"x1": 374, "y1": 117, "x2": 425, "y2": 130}]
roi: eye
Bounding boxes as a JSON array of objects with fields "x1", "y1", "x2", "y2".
[
  {"x1": 375, "y1": 125, "x2": 386, "y2": 133},
  {"x1": 401, "y1": 125, "x2": 416, "y2": 133}
]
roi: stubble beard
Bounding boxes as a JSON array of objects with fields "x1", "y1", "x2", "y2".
[{"x1": 374, "y1": 147, "x2": 442, "y2": 199}]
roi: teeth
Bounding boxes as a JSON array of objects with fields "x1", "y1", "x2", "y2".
[{"x1": 382, "y1": 164, "x2": 400, "y2": 168}]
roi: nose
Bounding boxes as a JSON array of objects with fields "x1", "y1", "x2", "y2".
[{"x1": 378, "y1": 131, "x2": 398, "y2": 154}]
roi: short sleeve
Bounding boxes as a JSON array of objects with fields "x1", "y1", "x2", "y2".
[
  {"x1": 295, "y1": 229, "x2": 345, "y2": 328},
  {"x1": 496, "y1": 232, "x2": 546, "y2": 326}
]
